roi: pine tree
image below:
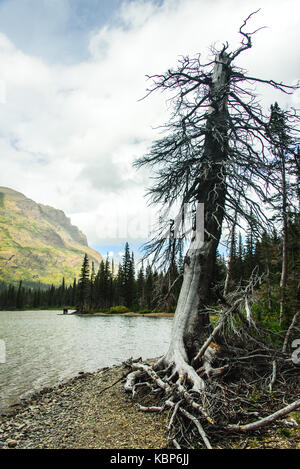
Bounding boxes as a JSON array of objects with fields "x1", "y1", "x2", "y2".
[
  {"x1": 121, "y1": 244, "x2": 136, "y2": 308},
  {"x1": 115, "y1": 263, "x2": 125, "y2": 305},
  {"x1": 243, "y1": 212, "x2": 257, "y2": 280},
  {"x1": 7, "y1": 284, "x2": 16, "y2": 309},
  {"x1": 269, "y1": 102, "x2": 295, "y2": 324},
  {"x1": 47, "y1": 284, "x2": 55, "y2": 307},
  {"x1": 95, "y1": 260, "x2": 109, "y2": 309},
  {"x1": 105, "y1": 255, "x2": 114, "y2": 307},
  {"x1": 33, "y1": 288, "x2": 41, "y2": 308},
  {"x1": 77, "y1": 253, "x2": 90, "y2": 312},
  {"x1": 90, "y1": 261, "x2": 96, "y2": 309},
  {"x1": 136, "y1": 264, "x2": 145, "y2": 309},
  {"x1": 71, "y1": 278, "x2": 77, "y2": 307},
  {"x1": 58, "y1": 277, "x2": 66, "y2": 307},
  {"x1": 16, "y1": 280, "x2": 24, "y2": 309}
]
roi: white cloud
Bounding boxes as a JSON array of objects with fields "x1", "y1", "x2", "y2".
[{"x1": 0, "y1": 0, "x2": 299, "y2": 249}]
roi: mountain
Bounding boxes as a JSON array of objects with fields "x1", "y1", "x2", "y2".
[{"x1": 0, "y1": 187, "x2": 103, "y2": 287}]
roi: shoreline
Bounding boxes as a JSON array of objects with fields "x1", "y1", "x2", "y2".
[
  {"x1": 76, "y1": 312, "x2": 174, "y2": 318},
  {"x1": 1, "y1": 309, "x2": 174, "y2": 319},
  {"x1": 1, "y1": 360, "x2": 299, "y2": 450},
  {"x1": 0, "y1": 359, "x2": 169, "y2": 449}
]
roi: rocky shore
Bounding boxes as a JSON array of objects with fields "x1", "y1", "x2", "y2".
[
  {"x1": 0, "y1": 361, "x2": 169, "y2": 449},
  {"x1": 1, "y1": 361, "x2": 299, "y2": 450}
]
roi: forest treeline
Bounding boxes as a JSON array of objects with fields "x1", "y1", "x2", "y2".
[
  {"x1": 0, "y1": 214, "x2": 299, "y2": 324},
  {"x1": 0, "y1": 242, "x2": 182, "y2": 313}
]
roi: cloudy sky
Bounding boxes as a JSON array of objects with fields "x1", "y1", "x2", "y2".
[{"x1": 0, "y1": 0, "x2": 299, "y2": 262}]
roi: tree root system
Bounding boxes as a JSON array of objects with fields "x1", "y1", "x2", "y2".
[{"x1": 123, "y1": 311, "x2": 300, "y2": 449}]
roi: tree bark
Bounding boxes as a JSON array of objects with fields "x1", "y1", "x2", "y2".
[
  {"x1": 224, "y1": 209, "x2": 238, "y2": 296},
  {"x1": 155, "y1": 52, "x2": 230, "y2": 388}
]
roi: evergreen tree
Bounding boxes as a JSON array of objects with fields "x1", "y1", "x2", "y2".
[
  {"x1": 90, "y1": 261, "x2": 96, "y2": 309},
  {"x1": 243, "y1": 211, "x2": 257, "y2": 280},
  {"x1": 58, "y1": 277, "x2": 66, "y2": 306},
  {"x1": 136, "y1": 264, "x2": 145, "y2": 309},
  {"x1": 33, "y1": 288, "x2": 41, "y2": 308},
  {"x1": 71, "y1": 278, "x2": 77, "y2": 307},
  {"x1": 115, "y1": 263, "x2": 124, "y2": 305},
  {"x1": 47, "y1": 284, "x2": 56, "y2": 307},
  {"x1": 95, "y1": 260, "x2": 109, "y2": 309},
  {"x1": 77, "y1": 253, "x2": 90, "y2": 312},
  {"x1": 268, "y1": 102, "x2": 295, "y2": 324},
  {"x1": 121, "y1": 244, "x2": 136, "y2": 308},
  {"x1": 16, "y1": 280, "x2": 24, "y2": 309}
]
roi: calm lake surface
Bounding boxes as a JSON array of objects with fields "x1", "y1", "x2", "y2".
[{"x1": 0, "y1": 310, "x2": 172, "y2": 411}]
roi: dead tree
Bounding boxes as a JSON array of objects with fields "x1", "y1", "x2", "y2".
[
  {"x1": 223, "y1": 206, "x2": 238, "y2": 296},
  {"x1": 126, "y1": 12, "x2": 300, "y2": 448},
  {"x1": 268, "y1": 102, "x2": 297, "y2": 325}
]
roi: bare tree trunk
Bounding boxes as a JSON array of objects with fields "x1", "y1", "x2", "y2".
[
  {"x1": 224, "y1": 209, "x2": 238, "y2": 296},
  {"x1": 280, "y1": 154, "x2": 288, "y2": 325},
  {"x1": 266, "y1": 264, "x2": 272, "y2": 312},
  {"x1": 155, "y1": 52, "x2": 230, "y2": 389}
]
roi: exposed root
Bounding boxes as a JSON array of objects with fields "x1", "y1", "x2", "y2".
[
  {"x1": 124, "y1": 370, "x2": 144, "y2": 393},
  {"x1": 125, "y1": 361, "x2": 172, "y2": 394},
  {"x1": 123, "y1": 299, "x2": 300, "y2": 449},
  {"x1": 155, "y1": 350, "x2": 205, "y2": 392},
  {"x1": 197, "y1": 343, "x2": 229, "y2": 378}
]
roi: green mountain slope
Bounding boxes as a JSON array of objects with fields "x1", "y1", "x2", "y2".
[{"x1": 0, "y1": 187, "x2": 103, "y2": 286}]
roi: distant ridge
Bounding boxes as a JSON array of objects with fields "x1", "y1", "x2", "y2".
[{"x1": 0, "y1": 187, "x2": 103, "y2": 286}]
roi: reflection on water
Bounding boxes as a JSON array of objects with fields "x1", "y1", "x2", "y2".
[{"x1": 0, "y1": 310, "x2": 172, "y2": 410}]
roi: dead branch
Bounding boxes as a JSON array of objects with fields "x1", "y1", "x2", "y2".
[
  {"x1": 282, "y1": 311, "x2": 300, "y2": 353},
  {"x1": 192, "y1": 284, "x2": 254, "y2": 365},
  {"x1": 226, "y1": 399, "x2": 300, "y2": 432},
  {"x1": 269, "y1": 360, "x2": 277, "y2": 393},
  {"x1": 230, "y1": 9, "x2": 265, "y2": 61},
  {"x1": 152, "y1": 273, "x2": 183, "y2": 312},
  {"x1": 179, "y1": 407, "x2": 212, "y2": 449},
  {"x1": 98, "y1": 371, "x2": 130, "y2": 395}
]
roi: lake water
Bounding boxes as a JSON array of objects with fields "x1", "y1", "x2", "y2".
[{"x1": 0, "y1": 310, "x2": 172, "y2": 411}]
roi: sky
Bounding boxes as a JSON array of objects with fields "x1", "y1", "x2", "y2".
[{"x1": 0, "y1": 0, "x2": 299, "y2": 264}]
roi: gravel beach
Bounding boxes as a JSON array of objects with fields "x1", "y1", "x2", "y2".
[
  {"x1": 0, "y1": 361, "x2": 169, "y2": 449},
  {"x1": 1, "y1": 361, "x2": 299, "y2": 450}
]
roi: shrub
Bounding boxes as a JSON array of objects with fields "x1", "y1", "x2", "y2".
[
  {"x1": 109, "y1": 305, "x2": 129, "y2": 314},
  {"x1": 137, "y1": 308, "x2": 152, "y2": 314}
]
